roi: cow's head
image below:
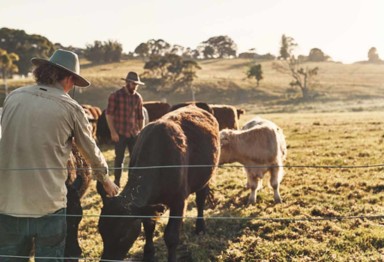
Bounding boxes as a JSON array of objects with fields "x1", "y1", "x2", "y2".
[
  {"x1": 97, "y1": 182, "x2": 142, "y2": 261},
  {"x1": 219, "y1": 129, "x2": 233, "y2": 164}
]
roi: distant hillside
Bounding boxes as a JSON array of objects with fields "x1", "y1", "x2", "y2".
[{"x1": 2, "y1": 58, "x2": 384, "y2": 113}]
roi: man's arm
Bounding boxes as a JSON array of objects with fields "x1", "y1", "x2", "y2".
[{"x1": 73, "y1": 107, "x2": 119, "y2": 196}]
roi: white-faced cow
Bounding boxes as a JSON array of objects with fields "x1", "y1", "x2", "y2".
[
  {"x1": 97, "y1": 105, "x2": 220, "y2": 262},
  {"x1": 220, "y1": 117, "x2": 287, "y2": 204}
]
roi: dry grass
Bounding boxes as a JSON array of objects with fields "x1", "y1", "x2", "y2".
[
  {"x1": 3, "y1": 58, "x2": 384, "y2": 261},
  {"x1": 74, "y1": 110, "x2": 384, "y2": 261},
  {"x1": 3, "y1": 58, "x2": 384, "y2": 111}
]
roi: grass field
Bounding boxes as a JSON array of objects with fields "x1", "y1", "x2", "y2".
[
  {"x1": 74, "y1": 110, "x2": 384, "y2": 261},
  {"x1": 3, "y1": 58, "x2": 384, "y2": 261}
]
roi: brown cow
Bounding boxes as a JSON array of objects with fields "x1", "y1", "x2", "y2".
[
  {"x1": 170, "y1": 101, "x2": 213, "y2": 114},
  {"x1": 210, "y1": 104, "x2": 245, "y2": 130},
  {"x1": 143, "y1": 101, "x2": 171, "y2": 122},
  {"x1": 97, "y1": 105, "x2": 220, "y2": 262}
]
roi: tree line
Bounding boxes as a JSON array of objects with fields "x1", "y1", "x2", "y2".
[{"x1": 0, "y1": 27, "x2": 382, "y2": 100}]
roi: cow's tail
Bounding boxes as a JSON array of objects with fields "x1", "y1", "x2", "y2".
[{"x1": 206, "y1": 185, "x2": 217, "y2": 209}]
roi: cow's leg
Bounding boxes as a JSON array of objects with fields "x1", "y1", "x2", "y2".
[
  {"x1": 270, "y1": 166, "x2": 283, "y2": 203},
  {"x1": 248, "y1": 176, "x2": 263, "y2": 205},
  {"x1": 142, "y1": 218, "x2": 156, "y2": 262},
  {"x1": 195, "y1": 185, "x2": 209, "y2": 234},
  {"x1": 245, "y1": 168, "x2": 260, "y2": 205},
  {"x1": 164, "y1": 200, "x2": 185, "y2": 262}
]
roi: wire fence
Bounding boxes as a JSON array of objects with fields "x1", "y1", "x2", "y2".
[
  {"x1": 1, "y1": 163, "x2": 384, "y2": 261},
  {"x1": 2, "y1": 162, "x2": 384, "y2": 172}
]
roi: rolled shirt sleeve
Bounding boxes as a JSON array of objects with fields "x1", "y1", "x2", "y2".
[{"x1": 73, "y1": 106, "x2": 109, "y2": 182}]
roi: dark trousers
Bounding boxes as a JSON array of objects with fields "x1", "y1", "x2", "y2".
[
  {"x1": 114, "y1": 135, "x2": 136, "y2": 186},
  {"x1": 0, "y1": 208, "x2": 66, "y2": 262}
]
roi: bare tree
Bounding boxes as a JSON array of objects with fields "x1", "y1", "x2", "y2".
[{"x1": 274, "y1": 36, "x2": 319, "y2": 100}]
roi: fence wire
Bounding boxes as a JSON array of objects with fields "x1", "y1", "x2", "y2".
[
  {"x1": 2, "y1": 162, "x2": 384, "y2": 172},
  {"x1": 1, "y1": 163, "x2": 384, "y2": 261}
]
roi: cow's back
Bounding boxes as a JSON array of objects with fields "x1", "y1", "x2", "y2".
[
  {"x1": 125, "y1": 106, "x2": 220, "y2": 207},
  {"x1": 166, "y1": 106, "x2": 220, "y2": 190}
]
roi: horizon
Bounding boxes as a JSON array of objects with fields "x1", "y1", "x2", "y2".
[{"x1": 1, "y1": 0, "x2": 383, "y2": 64}]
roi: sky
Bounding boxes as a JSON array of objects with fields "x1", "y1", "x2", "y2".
[{"x1": 1, "y1": 0, "x2": 383, "y2": 64}]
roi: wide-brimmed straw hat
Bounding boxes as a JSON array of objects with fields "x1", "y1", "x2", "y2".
[
  {"x1": 121, "y1": 71, "x2": 145, "y2": 85},
  {"x1": 31, "y1": 49, "x2": 90, "y2": 87}
]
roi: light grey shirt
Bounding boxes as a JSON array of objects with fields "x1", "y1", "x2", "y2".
[{"x1": 0, "y1": 83, "x2": 109, "y2": 217}]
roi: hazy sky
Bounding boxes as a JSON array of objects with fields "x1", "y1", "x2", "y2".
[{"x1": 1, "y1": 0, "x2": 383, "y2": 63}]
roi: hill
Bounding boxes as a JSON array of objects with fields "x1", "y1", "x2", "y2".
[{"x1": 2, "y1": 58, "x2": 384, "y2": 113}]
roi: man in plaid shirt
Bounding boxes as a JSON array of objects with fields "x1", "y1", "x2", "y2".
[{"x1": 106, "y1": 71, "x2": 145, "y2": 187}]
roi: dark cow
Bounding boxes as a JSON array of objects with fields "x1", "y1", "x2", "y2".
[
  {"x1": 96, "y1": 108, "x2": 149, "y2": 145},
  {"x1": 143, "y1": 101, "x2": 171, "y2": 122},
  {"x1": 170, "y1": 101, "x2": 213, "y2": 114},
  {"x1": 96, "y1": 109, "x2": 110, "y2": 145},
  {"x1": 97, "y1": 105, "x2": 220, "y2": 262}
]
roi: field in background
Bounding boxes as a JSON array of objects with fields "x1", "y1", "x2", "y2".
[{"x1": 2, "y1": 58, "x2": 384, "y2": 112}]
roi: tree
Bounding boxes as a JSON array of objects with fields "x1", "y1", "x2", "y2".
[
  {"x1": 143, "y1": 54, "x2": 201, "y2": 98},
  {"x1": 84, "y1": 40, "x2": 122, "y2": 63},
  {"x1": 84, "y1": 41, "x2": 104, "y2": 63},
  {"x1": 170, "y1": 44, "x2": 185, "y2": 56},
  {"x1": 146, "y1": 39, "x2": 171, "y2": 56},
  {"x1": 278, "y1": 34, "x2": 297, "y2": 60},
  {"x1": 199, "y1": 35, "x2": 237, "y2": 59},
  {"x1": 202, "y1": 46, "x2": 215, "y2": 59},
  {"x1": 103, "y1": 40, "x2": 123, "y2": 62},
  {"x1": 307, "y1": 48, "x2": 330, "y2": 62},
  {"x1": 368, "y1": 47, "x2": 381, "y2": 63},
  {"x1": 0, "y1": 27, "x2": 55, "y2": 75},
  {"x1": 134, "y1": 42, "x2": 150, "y2": 58},
  {"x1": 247, "y1": 64, "x2": 263, "y2": 86},
  {"x1": 274, "y1": 36, "x2": 319, "y2": 100},
  {"x1": 0, "y1": 48, "x2": 19, "y2": 95}
]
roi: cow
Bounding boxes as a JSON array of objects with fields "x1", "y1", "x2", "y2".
[
  {"x1": 97, "y1": 105, "x2": 220, "y2": 262},
  {"x1": 96, "y1": 109, "x2": 110, "y2": 145},
  {"x1": 170, "y1": 101, "x2": 214, "y2": 114},
  {"x1": 96, "y1": 107, "x2": 149, "y2": 145},
  {"x1": 81, "y1": 104, "x2": 102, "y2": 140},
  {"x1": 210, "y1": 104, "x2": 245, "y2": 130},
  {"x1": 219, "y1": 117, "x2": 287, "y2": 204},
  {"x1": 143, "y1": 101, "x2": 171, "y2": 122}
]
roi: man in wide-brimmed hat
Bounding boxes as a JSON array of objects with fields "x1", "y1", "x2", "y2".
[
  {"x1": 105, "y1": 71, "x2": 145, "y2": 187},
  {"x1": 0, "y1": 49, "x2": 119, "y2": 260}
]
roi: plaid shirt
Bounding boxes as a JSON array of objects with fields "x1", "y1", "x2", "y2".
[{"x1": 106, "y1": 88, "x2": 143, "y2": 138}]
